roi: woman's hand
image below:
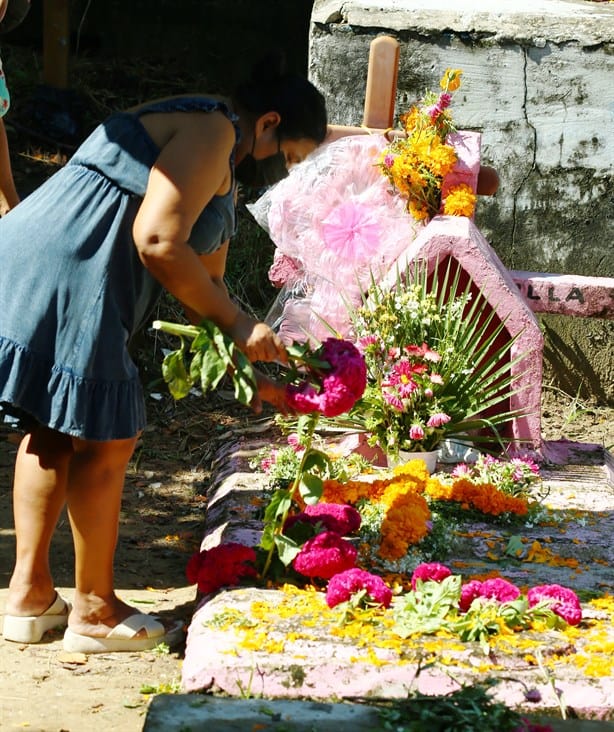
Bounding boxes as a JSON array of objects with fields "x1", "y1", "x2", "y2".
[
  {"x1": 250, "y1": 368, "x2": 293, "y2": 415},
  {"x1": 229, "y1": 311, "x2": 289, "y2": 364}
]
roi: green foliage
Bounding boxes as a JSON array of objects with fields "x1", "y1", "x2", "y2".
[
  {"x1": 377, "y1": 678, "x2": 535, "y2": 732},
  {"x1": 153, "y1": 319, "x2": 256, "y2": 407},
  {"x1": 393, "y1": 575, "x2": 462, "y2": 637}
]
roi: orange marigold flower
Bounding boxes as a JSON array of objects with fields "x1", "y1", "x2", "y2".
[{"x1": 443, "y1": 183, "x2": 477, "y2": 217}]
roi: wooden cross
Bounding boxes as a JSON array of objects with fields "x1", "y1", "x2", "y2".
[{"x1": 326, "y1": 35, "x2": 400, "y2": 142}]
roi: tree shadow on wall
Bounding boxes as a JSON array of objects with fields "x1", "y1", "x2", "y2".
[{"x1": 541, "y1": 319, "x2": 608, "y2": 404}]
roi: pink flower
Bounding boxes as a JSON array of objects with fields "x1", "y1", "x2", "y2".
[
  {"x1": 186, "y1": 543, "x2": 258, "y2": 595},
  {"x1": 325, "y1": 568, "x2": 392, "y2": 608},
  {"x1": 427, "y1": 412, "x2": 451, "y2": 428},
  {"x1": 459, "y1": 579, "x2": 483, "y2": 612},
  {"x1": 286, "y1": 433, "x2": 305, "y2": 452},
  {"x1": 385, "y1": 359, "x2": 420, "y2": 397},
  {"x1": 383, "y1": 391, "x2": 404, "y2": 411},
  {"x1": 358, "y1": 335, "x2": 378, "y2": 351},
  {"x1": 411, "y1": 562, "x2": 452, "y2": 590},
  {"x1": 403, "y1": 343, "x2": 441, "y2": 363},
  {"x1": 383, "y1": 153, "x2": 395, "y2": 168},
  {"x1": 527, "y1": 584, "x2": 582, "y2": 626},
  {"x1": 429, "y1": 373, "x2": 444, "y2": 385},
  {"x1": 426, "y1": 92, "x2": 452, "y2": 121},
  {"x1": 459, "y1": 577, "x2": 521, "y2": 611},
  {"x1": 286, "y1": 338, "x2": 367, "y2": 418},
  {"x1": 409, "y1": 424, "x2": 425, "y2": 441},
  {"x1": 451, "y1": 463, "x2": 471, "y2": 477},
  {"x1": 285, "y1": 503, "x2": 361, "y2": 536},
  {"x1": 292, "y1": 531, "x2": 358, "y2": 579},
  {"x1": 479, "y1": 578, "x2": 521, "y2": 603}
]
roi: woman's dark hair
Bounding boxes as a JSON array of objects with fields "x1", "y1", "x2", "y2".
[{"x1": 233, "y1": 52, "x2": 327, "y2": 144}]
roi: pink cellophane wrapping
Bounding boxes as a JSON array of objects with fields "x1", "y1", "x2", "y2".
[{"x1": 249, "y1": 135, "x2": 422, "y2": 344}]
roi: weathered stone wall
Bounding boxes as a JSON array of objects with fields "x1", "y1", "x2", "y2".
[{"x1": 309, "y1": 0, "x2": 614, "y2": 405}]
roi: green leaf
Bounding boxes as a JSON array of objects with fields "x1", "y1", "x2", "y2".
[
  {"x1": 230, "y1": 349, "x2": 257, "y2": 407},
  {"x1": 274, "y1": 533, "x2": 302, "y2": 566},
  {"x1": 161, "y1": 348, "x2": 192, "y2": 400},
  {"x1": 301, "y1": 449, "x2": 331, "y2": 474},
  {"x1": 262, "y1": 489, "x2": 293, "y2": 524},
  {"x1": 195, "y1": 346, "x2": 228, "y2": 393},
  {"x1": 504, "y1": 535, "x2": 525, "y2": 558},
  {"x1": 299, "y1": 472, "x2": 323, "y2": 505}
]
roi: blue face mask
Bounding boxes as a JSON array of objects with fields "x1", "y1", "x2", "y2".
[{"x1": 235, "y1": 137, "x2": 288, "y2": 188}]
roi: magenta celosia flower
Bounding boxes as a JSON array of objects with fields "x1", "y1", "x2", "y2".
[
  {"x1": 325, "y1": 568, "x2": 393, "y2": 609},
  {"x1": 426, "y1": 412, "x2": 451, "y2": 428},
  {"x1": 459, "y1": 579, "x2": 483, "y2": 612},
  {"x1": 286, "y1": 338, "x2": 367, "y2": 418},
  {"x1": 186, "y1": 543, "x2": 258, "y2": 595},
  {"x1": 409, "y1": 424, "x2": 425, "y2": 441},
  {"x1": 527, "y1": 584, "x2": 582, "y2": 626},
  {"x1": 459, "y1": 577, "x2": 521, "y2": 612},
  {"x1": 285, "y1": 503, "x2": 362, "y2": 536},
  {"x1": 292, "y1": 531, "x2": 358, "y2": 579},
  {"x1": 410, "y1": 562, "x2": 452, "y2": 590},
  {"x1": 479, "y1": 578, "x2": 521, "y2": 603}
]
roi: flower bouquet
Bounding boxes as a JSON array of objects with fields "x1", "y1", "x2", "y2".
[
  {"x1": 341, "y1": 258, "x2": 528, "y2": 461},
  {"x1": 378, "y1": 67, "x2": 477, "y2": 221}
]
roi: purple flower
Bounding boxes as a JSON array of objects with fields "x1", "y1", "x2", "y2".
[
  {"x1": 410, "y1": 562, "x2": 452, "y2": 590},
  {"x1": 426, "y1": 412, "x2": 451, "y2": 428},
  {"x1": 325, "y1": 568, "x2": 392, "y2": 608},
  {"x1": 285, "y1": 503, "x2": 361, "y2": 536},
  {"x1": 286, "y1": 338, "x2": 367, "y2": 418},
  {"x1": 292, "y1": 531, "x2": 358, "y2": 579},
  {"x1": 527, "y1": 584, "x2": 582, "y2": 626}
]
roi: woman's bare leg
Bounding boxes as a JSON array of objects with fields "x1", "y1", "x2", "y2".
[
  {"x1": 6, "y1": 427, "x2": 72, "y2": 616},
  {"x1": 65, "y1": 435, "x2": 142, "y2": 637}
]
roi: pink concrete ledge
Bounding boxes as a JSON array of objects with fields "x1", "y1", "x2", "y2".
[{"x1": 511, "y1": 272, "x2": 614, "y2": 319}]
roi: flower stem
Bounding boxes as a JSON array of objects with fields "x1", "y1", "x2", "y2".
[
  {"x1": 152, "y1": 320, "x2": 200, "y2": 340},
  {"x1": 260, "y1": 414, "x2": 319, "y2": 579}
]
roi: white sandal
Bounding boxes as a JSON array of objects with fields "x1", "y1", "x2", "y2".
[
  {"x1": 2, "y1": 592, "x2": 71, "y2": 643},
  {"x1": 63, "y1": 613, "x2": 184, "y2": 653}
]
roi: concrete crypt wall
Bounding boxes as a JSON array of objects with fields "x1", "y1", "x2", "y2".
[{"x1": 308, "y1": 0, "x2": 614, "y2": 405}]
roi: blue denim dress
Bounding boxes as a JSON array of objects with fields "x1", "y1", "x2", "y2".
[{"x1": 0, "y1": 96, "x2": 238, "y2": 439}]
